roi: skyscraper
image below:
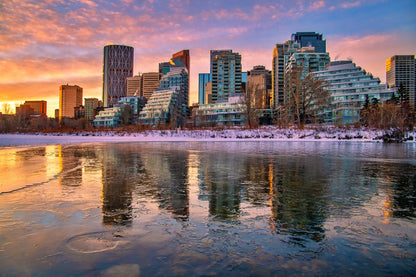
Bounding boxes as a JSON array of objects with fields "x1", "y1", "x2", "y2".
[
  {"x1": 247, "y1": 66, "x2": 272, "y2": 109},
  {"x1": 291, "y1": 32, "x2": 326, "y2": 53},
  {"x1": 103, "y1": 44, "x2": 134, "y2": 107},
  {"x1": 142, "y1": 72, "x2": 161, "y2": 100},
  {"x1": 126, "y1": 75, "x2": 142, "y2": 96},
  {"x1": 171, "y1": 50, "x2": 190, "y2": 74},
  {"x1": 59, "y1": 84, "x2": 83, "y2": 120},
  {"x1": 210, "y1": 49, "x2": 242, "y2": 103},
  {"x1": 386, "y1": 55, "x2": 416, "y2": 110},
  {"x1": 272, "y1": 40, "x2": 300, "y2": 107}
]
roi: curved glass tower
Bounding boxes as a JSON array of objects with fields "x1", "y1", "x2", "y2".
[{"x1": 103, "y1": 45, "x2": 134, "y2": 107}]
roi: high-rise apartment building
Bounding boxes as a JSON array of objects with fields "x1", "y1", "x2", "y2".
[
  {"x1": 386, "y1": 55, "x2": 415, "y2": 110},
  {"x1": 59, "y1": 84, "x2": 83, "y2": 120},
  {"x1": 84, "y1": 98, "x2": 102, "y2": 121},
  {"x1": 198, "y1": 73, "x2": 211, "y2": 104},
  {"x1": 272, "y1": 41, "x2": 301, "y2": 107},
  {"x1": 210, "y1": 49, "x2": 242, "y2": 103},
  {"x1": 103, "y1": 44, "x2": 134, "y2": 107},
  {"x1": 291, "y1": 32, "x2": 326, "y2": 53}
]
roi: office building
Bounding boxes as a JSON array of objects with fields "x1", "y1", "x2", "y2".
[
  {"x1": 126, "y1": 75, "x2": 142, "y2": 96},
  {"x1": 313, "y1": 61, "x2": 394, "y2": 124},
  {"x1": 291, "y1": 32, "x2": 326, "y2": 53},
  {"x1": 127, "y1": 73, "x2": 160, "y2": 100},
  {"x1": 159, "y1": 50, "x2": 190, "y2": 76},
  {"x1": 247, "y1": 65, "x2": 272, "y2": 109},
  {"x1": 142, "y1": 72, "x2": 161, "y2": 100},
  {"x1": 159, "y1": 62, "x2": 171, "y2": 76},
  {"x1": 198, "y1": 73, "x2": 211, "y2": 104},
  {"x1": 103, "y1": 44, "x2": 134, "y2": 107},
  {"x1": 386, "y1": 55, "x2": 415, "y2": 110},
  {"x1": 16, "y1": 101, "x2": 47, "y2": 117},
  {"x1": 59, "y1": 84, "x2": 83, "y2": 120},
  {"x1": 210, "y1": 49, "x2": 242, "y2": 103}
]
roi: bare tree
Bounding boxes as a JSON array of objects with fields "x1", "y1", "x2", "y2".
[
  {"x1": 240, "y1": 84, "x2": 259, "y2": 128},
  {"x1": 1, "y1": 103, "x2": 12, "y2": 114},
  {"x1": 284, "y1": 63, "x2": 330, "y2": 127}
]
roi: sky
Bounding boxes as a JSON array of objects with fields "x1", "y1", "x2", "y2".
[{"x1": 0, "y1": 0, "x2": 415, "y2": 117}]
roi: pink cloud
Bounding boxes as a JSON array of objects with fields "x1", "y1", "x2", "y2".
[
  {"x1": 341, "y1": 1, "x2": 361, "y2": 8},
  {"x1": 327, "y1": 33, "x2": 416, "y2": 82},
  {"x1": 310, "y1": 1, "x2": 326, "y2": 10}
]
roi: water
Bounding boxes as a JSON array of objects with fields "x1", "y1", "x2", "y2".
[{"x1": 0, "y1": 141, "x2": 415, "y2": 276}]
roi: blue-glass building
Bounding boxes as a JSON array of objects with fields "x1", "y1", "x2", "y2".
[
  {"x1": 198, "y1": 73, "x2": 211, "y2": 104},
  {"x1": 291, "y1": 32, "x2": 326, "y2": 53}
]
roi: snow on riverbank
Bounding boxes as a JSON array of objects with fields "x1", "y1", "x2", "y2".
[{"x1": 0, "y1": 127, "x2": 415, "y2": 147}]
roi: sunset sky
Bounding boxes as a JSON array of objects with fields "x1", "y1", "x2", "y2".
[{"x1": 1, "y1": 0, "x2": 415, "y2": 117}]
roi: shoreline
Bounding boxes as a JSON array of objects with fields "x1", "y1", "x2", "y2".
[{"x1": 1, "y1": 127, "x2": 415, "y2": 147}]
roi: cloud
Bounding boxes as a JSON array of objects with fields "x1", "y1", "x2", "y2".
[
  {"x1": 327, "y1": 32, "x2": 416, "y2": 82},
  {"x1": 310, "y1": 1, "x2": 326, "y2": 10},
  {"x1": 341, "y1": 1, "x2": 361, "y2": 8}
]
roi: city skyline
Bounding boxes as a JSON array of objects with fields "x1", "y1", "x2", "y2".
[{"x1": 0, "y1": 0, "x2": 415, "y2": 117}]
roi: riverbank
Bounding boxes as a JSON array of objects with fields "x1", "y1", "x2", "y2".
[{"x1": 1, "y1": 126, "x2": 415, "y2": 147}]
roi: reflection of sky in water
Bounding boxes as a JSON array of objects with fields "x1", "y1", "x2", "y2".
[{"x1": 0, "y1": 142, "x2": 415, "y2": 276}]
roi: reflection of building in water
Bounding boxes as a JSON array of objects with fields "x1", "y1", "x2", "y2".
[
  {"x1": 266, "y1": 157, "x2": 330, "y2": 242},
  {"x1": 141, "y1": 148, "x2": 189, "y2": 221},
  {"x1": 373, "y1": 162, "x2": 416, "y2": 220},
  {"x1": 100, "y1": 146, "x2": 137, "y2": 225},
  {"x1": 57, "y1": 145, "x2": 83, "y2": 187},
  {"x1": 197, "y1": 151, "x2": 245, "y2": 220}
]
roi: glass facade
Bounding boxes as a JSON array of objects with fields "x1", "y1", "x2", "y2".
[
  {"x1": 313, "y1": 61, "x2": 395, "y2": 125},
  {"x1": 194, "y1": 96, "x2": 246, "y2": 127},
  {"x1": 102, "y1": 45, "x2": 134, "y2": 107},
  {"x1": 210, "y1": 50, "x2": 242, "y2": 103},
  {"x1": 198, "y1": 73, "x2": 211, "y2": 105},
  {"x1": 291, "y1": 32, "x2": 326, "y2": 53}
]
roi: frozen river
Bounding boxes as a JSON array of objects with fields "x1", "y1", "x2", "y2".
[{"x1": 0, "y1": 141, "x2": 415, "y2": 276}]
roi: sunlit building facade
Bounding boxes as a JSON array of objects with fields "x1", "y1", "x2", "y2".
[
  {"x1": 16, "y1": 101, "x2": 47, "y2": 117},
  {"x1": 126, "y1": 75, "x2": 142, "y2": 96},
  {"x1": 103, "y1": 44, "x2": 134, "y2": 107},
  {"x1": 272, "y1": 40, "x2": 301, "y2": 107},
  {"x1": 247, "y1": 65, "x2": 272, "y2": 109},
  {"x1": 59, "y1": 84, "x2": 83, "y2": 121},
  {"x1": 386, "y1": 55, "x2": 415, "y2": 110},
  {"x1": 313, "y1": 61, "x2": 394, "y2": 125}
]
